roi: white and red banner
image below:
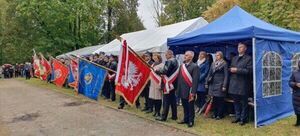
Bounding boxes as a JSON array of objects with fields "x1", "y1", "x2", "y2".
[
  {"x1": 40, "y1": 54, "x2": 51, "y2": 81},
  {"x1": 33, "y1": 50, "x2": 41, "y2": 78},
  {"x1": 115, "y1": 39, "x2": 151, "y2": 106}
]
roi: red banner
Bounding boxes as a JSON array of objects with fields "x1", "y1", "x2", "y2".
[
  {"x1": 52, "y1": 59, "x2": 69, "y2": 87},
  {"x1": 115, "y1": 40, "x2": 151, "y2": 105},
  {"x1": 33, "y1": 52, "x2": 40, "y2": 77},
  {"x1": 40, "y1": 54, "x2": 51, "y2": 81},
  {"x1": 69, "y1": 58, "x2": 78, "y2": 89}
]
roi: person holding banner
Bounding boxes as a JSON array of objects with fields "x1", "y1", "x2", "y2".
[
  {"x1": 140, "y1": 52, "x2": 154, "y2": 113},
  {"x1": 156, "y1": 50, "x2": 178, "y2": 122},
  {"x1": 205, "y1": 51, "x2": 228, "y2": 120},
  {"x1": 107, "y1": 55, "x2": 118, "y2": 101},
  {"x1": 149, "y1": 53, "x2": 164, "y2": 117},
  {"x1": 176, "y1": 51, "x2": 199, "y2": 128}
]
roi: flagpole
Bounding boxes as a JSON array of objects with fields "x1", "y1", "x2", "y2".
[
  {"x1": 70, "y1": 54, "x2": 116, "y2": 73},
  {"x1": 115, "y1": 36, "x2": 154, "y2": 70}
]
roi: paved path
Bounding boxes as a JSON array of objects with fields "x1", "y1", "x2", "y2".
[{"x1": 0, "y1": 79, "x2": 196, "y2": 136}]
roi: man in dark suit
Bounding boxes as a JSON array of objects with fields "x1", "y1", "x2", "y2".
[
  {"x1": 229, "y1": 42, "x2": 252, "y2": 126},
  {"x1": 141, "y1": 52, "x2": 154, "y2": 113},
  {"x1": 177, "y1": 51, "x2": 199, "y2": 127},
  {"x1": 107, "y1": 55, "x2": 118, "y2": 101},
  {"x1": 156, "y1": 50, "x2": 178, "y2": 122}
]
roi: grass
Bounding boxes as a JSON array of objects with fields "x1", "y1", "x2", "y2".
[{"x1": 18, "y1": 78, "x2": 300, "y2": 136}]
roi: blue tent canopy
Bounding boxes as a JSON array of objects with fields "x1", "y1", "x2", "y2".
[
  {"x1": 167, "y1": 6, "x2": 300, "y2": 127},
  {"x1": 168, "y1": 6, "x2": 300, "y2": 46}
]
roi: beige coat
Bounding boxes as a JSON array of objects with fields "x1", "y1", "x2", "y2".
[{"x1": 149, "y1": 63, "x2": 164, "y2": 100}]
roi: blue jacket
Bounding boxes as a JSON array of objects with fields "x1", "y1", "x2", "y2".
[{"x1": 197, "y1": 60, "x2": 210, "y2": 92}]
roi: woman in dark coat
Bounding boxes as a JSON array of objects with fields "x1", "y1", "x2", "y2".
[
  {"x1": 289, "y1": 60, "x2": 300, "y2": 126},
  {"x1": 196, "y1": 51, "x2": 210, "y2": 113},
  {"x1": 205, "y1": 51, "x2": 228, "y2": 120}
]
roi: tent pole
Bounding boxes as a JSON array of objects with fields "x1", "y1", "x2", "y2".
[{"x1": 252, "y1": 37, "x2": 257, "y2": 128}]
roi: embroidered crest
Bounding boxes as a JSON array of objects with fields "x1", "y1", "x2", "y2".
[
  {"x1": 54, "y1": 69, "x2": 62, "y2": 80},
  {"x1": 121, "y1": 61, "x2": 142, "y2": 90},
  {"x1": 84, "y1": 72, "x2": 93, "y2": 84}
]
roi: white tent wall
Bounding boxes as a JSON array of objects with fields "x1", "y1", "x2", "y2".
[
  {"x1": 57, "y1": 44, "x2": 105, "y2": 58},
  {"x1": 93, "y1": 17, "x2": 208, "y2": 55}
]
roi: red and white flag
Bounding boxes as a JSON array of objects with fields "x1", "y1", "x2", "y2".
[
  {"x1": 52, "y1": 59, "x2": 69, "y2": 87},
  {"x1": 40, "y1": 54, "x2": 51, "y2": 81},
  {"x1": 115, "y1": 39, "x2": 151, "y2": 105},
  {"x1": 33, "y1": 50, "x2": 41, "y2": 78}
]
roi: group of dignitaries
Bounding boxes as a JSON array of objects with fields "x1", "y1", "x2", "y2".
[{"x1": 100, "y1": 42, "x2": 252, "y2": 128}]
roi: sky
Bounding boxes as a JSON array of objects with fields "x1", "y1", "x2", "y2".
[{"x1": 137, "y1": 0, "x2": 158, "y2": 29}]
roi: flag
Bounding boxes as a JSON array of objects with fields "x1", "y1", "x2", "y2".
[
  {"x1": 52, "y1": 59, "x2": 69, "y2": 87},
  {"x1": 40, "y1": 54, "x2": 51, "y2": 81},
  {"x1": 115, "y1": 40, "x2": 151, "y2": 105},
  {"x1": 78, "y1": 59, "x2": 107, "y2": 100},
  {"x1": 33, "y1": 50, "x2": 41, "y2": 78},
  {"x1": 68, "y1": 58, "x2": 79, "y2": 90}
]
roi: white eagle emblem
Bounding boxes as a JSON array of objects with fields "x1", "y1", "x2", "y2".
[
  {"x1": 54, "y1": 69, "x2": 62, "y2": 80},
  {"x1": 121, "y1": 61, "x2": 142, "y2": 90}
]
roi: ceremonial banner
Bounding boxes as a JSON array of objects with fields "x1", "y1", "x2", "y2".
[
  {"x1": 68, "y1": 58, "x2": 79, "y2": 90},
  {"x1": 33, "y1": 50, "x2": 41, "y2": 78},
  {"x1": 115, "y1": 40, "x2": 151, "y2": 105},
  {"x1": 52, "y1": 59, "x2": 69, "y2": 87},
  {"x1": 78, "y1": 59, "x2": 107, "y2": 100},
  {"x1": 40, "y1": 54, "x2": 51, "y2": 81}
]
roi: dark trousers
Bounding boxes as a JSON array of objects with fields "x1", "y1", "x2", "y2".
[
  {"x1": 102, "y1": 81, "x2": 110, "y2": 99},
  {"x1": 141, "y1": 85, "x2": 151, "y2": 110},
  {"x1": 119, "y1": 96, "x2": 140, "y2": 108},
  {"x1": 232, "y1": 94, "x2": 248, "y2": 122},
  {"x1": 296, "y1": 114, "x2": 300, "y2": 125},
  {"x1": 152, "y1": 99, "x2": 162, "y2": 114},
  {"x1": 182, "y1": 98, "x2": 195, "y2": 123},
  {"x1": 161, "y1": 90, "x2": 177, "y2": 119},
  {"x1": 212, "y1": 96, "x2": 225, "y2": 118},
  {"x1": 196, "y1": 91, "x2": 207, "y2": 109},
  {"x1": 25, "y1": 70, "x2": 31, "y2": 80},
  {"x1": 108, "y1": 81, "x2": 116, "y2": 101}
]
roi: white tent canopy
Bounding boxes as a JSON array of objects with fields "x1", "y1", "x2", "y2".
[
  {"x1": 93, "y1": 17, "x2": 208, "y2": 55},
  {"x1": 57, "y1": 44, "x2": 105, "y2": 58}
]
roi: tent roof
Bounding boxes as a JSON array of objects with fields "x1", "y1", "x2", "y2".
[
  {"x1": 57, "y1": 44, "x2": 105, "y2": 58},
  {"x1": 93, "y1": 17, "x2": 208, "y2": 55},
  {"x1": 168, "y1": 6, "x2": 300, "y2": 47}
]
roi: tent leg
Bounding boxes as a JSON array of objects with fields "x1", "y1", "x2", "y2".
[{"x1": 252, "y1": 37, "x2": 258, "y2": 128}]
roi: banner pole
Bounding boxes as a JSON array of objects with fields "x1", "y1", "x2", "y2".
[{"x1": 70, "y1": 54, "x2": 116, "y2": 73}]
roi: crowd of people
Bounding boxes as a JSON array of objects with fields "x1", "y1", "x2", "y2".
[
  {"x1": 0, "y1": 62, "x2": 33, "y2": 80},
  {"x1": 1, "y1": 42, "x2": 254, "y2": 128},
  {"x1": 75, "y1": 42, "x2": 253, "y2": 128}
]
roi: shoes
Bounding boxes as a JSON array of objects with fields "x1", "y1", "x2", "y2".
[
  {"x1": 294, "y1": 123, "x2": 300, "y2": 127},
  {"x1": 177, "y1": 120, "x2": 188, "y2": 124},
  {"x1": 211, "y1": 115, "x2": 216, "y2": 119},
  {"x1": 155, "y1": 117, "x2": 166, "y2": 122},
  {"x1": 118, "y1": 106, "x2": 124, "y2": 109},
  {"x1": 188, "y1": 122, "x2": 194, "y2": 128},
  {"x1": 215, "y1": 116, "x2": 221, "y2": 120},
  {"x1": 171, "y1": 117, "x2": 178, "y2": 120},
  {"x1": 153, "y1": 112, "x2": 160, "y2": 117},
  {"x1": 232, "y1": 119, "x2": 240, "y2": 123},
  {"x1": 135, "y1": 105, "x2": 141, "y2": 109},
  {"x1": 145, "y1": 109, "x2": 153, "y2": 114},
  {"x1": 141, "y1": 108, "x2": 148, "y2": 112},
  {"x1": 239, "y1": 121, "x2": 246, "y2": 126}
]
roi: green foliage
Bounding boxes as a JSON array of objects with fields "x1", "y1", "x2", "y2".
[
  {"x1": 203, "y1": 0, "x2": 300, "y2": 31},
  {"x1": 0, "y1": 0, "x2": 144, "y2": 65}
]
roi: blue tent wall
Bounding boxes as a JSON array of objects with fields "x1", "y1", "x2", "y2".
[{"x1": 255, "y1": 39, "x2": 299, "y2": 126}]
